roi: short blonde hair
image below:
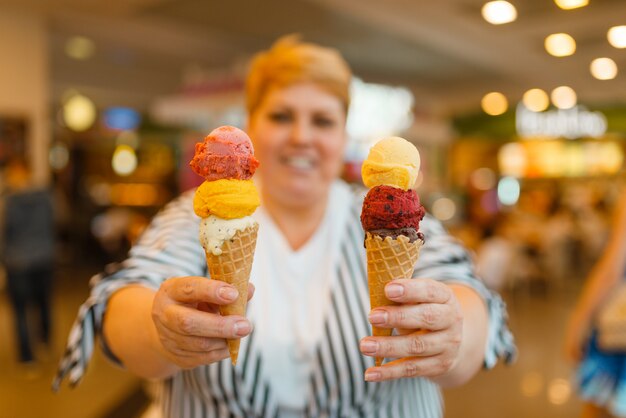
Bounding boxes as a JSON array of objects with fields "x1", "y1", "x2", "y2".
[{"x1": 246, "y1": 35, "x2": 352, "y2": 115}]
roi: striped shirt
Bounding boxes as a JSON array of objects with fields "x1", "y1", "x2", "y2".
[{"x1": 54, "y1": 181, "x2": 515, "y2": 417}]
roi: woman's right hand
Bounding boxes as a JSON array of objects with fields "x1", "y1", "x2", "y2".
[{"x1": 151, "y1": 276, "x2": 254, "y2": 369}]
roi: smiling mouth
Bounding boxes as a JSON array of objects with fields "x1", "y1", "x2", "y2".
[{"x1": 281, "y1": 156, "x2": 315, "y2": 170}]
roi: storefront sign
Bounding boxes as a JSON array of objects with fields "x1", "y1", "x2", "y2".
[
  {"x1": 498, "y1": 139, "x2": 623, "y2": 178},
  {"x1": 516, "y1": 103, "x2": 607, "y2": 139}
]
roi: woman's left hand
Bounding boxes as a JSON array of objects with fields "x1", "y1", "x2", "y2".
[{"x1": 359, "y1": 278, "x2": 463, "y2": 382}]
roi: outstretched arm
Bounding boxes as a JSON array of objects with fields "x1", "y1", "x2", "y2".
[{"x1": 564, "y1": 190, "x2": 626, "y2": 362}]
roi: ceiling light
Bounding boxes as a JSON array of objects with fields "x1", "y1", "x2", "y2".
[
  {"x1": 608, "y1": 26, "x2": 626, "y2": 49},
  {"x1": 550, "y1": 86, "x2": 577, "y2": 109},
  {"x1": 590, "y1": 58, "x2": 618, "y2": 80},
  {"x1": 522, "y1": 89, "x2": 550, "y2": 112},
  {"x1": 545, "y1": 33, "x2": 576, "y2": 57},
  {"x1": 481, "y1": 92, "x2": 508, "y2": 115},
  {"x1": 64, "y1": 36, "x2": 95, "y2": 60},
  {"x1": 482, "y1": 1, "x2": 517, "y2": 25},
  {"x1": 554, "y1": 0, "x2": 588, "y2": 10}
]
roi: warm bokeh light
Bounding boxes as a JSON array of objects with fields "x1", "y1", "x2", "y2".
[
  {"x1": 601, "y1": 142, "x2": 625, "y2": 174},
  {"x1": 550, "y1": 86, "x2": 577, "y2": 109},
  {"x1": 64, "y1": 36, "x2": 95, "y2": 60},
  {"x1": 590, "y1": 57, "x2": 618, "y2": 80},
  {"x1": 62, "y1": 93, "x2": 97, "y2": 132},
  {"x1": 608, "y1": 26, "x2": 626, "y2": 49},
  {"x1": 431, "y1": 197, "x2": 457, "y2": 221},
  {"x1": 522, "y1": 88, "x2": 550, "y2": 112},
  {"x1": 481, "y1": 92, "x2": 508, "y2": 116},
  {"x1": 497, "y1": 176, "x2": 520, "y2": 206},
  {"x1": 554, "y1": 0, "x2": 588, "y2": 10},
  {"x1": 112, "y1": 145, "x2": 138, "y2": 176},
  {"x1": 544, "y1": 33, "x2": 576, "y2": 57},
  {"x1": 481, "y1": 1, "x2": 517, "y2": 25},
  {"x1": 470, "y1": 167, "x2": 497, "y2": 190},
  {"x1": 548, "y1": 378, "x2": 571, "y2": 405},
  {"x1": 498, "y1": 142, "x2": 527, "y2": 177}
]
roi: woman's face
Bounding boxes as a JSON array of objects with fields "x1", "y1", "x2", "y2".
[{"x1": 247, "y1": 82, "x2": 347, "y2": 209}]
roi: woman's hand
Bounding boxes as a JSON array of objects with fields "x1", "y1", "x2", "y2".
[
  {"x1": 359, "y1": 278, "x2": 463, "y2": 382},
  {"x1": 563, "y1": 310, "x2": 590, "y2": 364},
  {"x1": 151, "y1": 276, "x2": 254, "y2": 369}
]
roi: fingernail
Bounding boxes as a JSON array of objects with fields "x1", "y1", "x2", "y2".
[
  {"x1": 234, "y1": 320, "x2": 251, "y2": 336},
  {"x1": 365, "y1": 371, "x2": 381, "y2": 381},
  {"x1": 368, "y1": 310, "x2": 387, "y2": 325},
  {"x1": 386, "y1": 283, "x2": 404, "y2": 298},
  {"x1": 219, "y1": 286, "x2": 238, "y2": 301},
  {"x1": 360, "y1": 339, "x2": 378, "y2": 354}
]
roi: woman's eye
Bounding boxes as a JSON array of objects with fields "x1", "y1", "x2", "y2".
[
  {"x1": 314, "y1": 117, "x2": 336, "y2": 127},
  {"x1": 268, "y1": 112, "x2": 291, "y2": 123}
]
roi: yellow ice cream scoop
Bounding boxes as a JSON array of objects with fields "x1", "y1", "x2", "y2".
[
  {"x1": 361, "y1": 136, "x2": 421, "y2": 190},
  {"x1": 193, "y1": 179, "x2": 260, "y2": 219}
]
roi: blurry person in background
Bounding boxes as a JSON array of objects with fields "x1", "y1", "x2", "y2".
[
  {"x1": 475, "y1": 218, "x2": 515, "y2": 291},
  {"x1": 564, "y1": 188, "x2": 626, "y2": 418},
  {"x1": 0, "y1": 158, "x2": 55, "y2": 364},
  {"x1": 54, "y1": 36, "x2": 515, "y2": 417},
  {"x1": 541, "y1": 197, "x2": 577, "y2": 290}
]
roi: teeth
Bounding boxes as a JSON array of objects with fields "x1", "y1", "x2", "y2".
[{"x1": 285, "y1": 156, "x2": 314, "y2": 169}]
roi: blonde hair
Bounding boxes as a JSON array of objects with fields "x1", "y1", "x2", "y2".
[{"x1": 246, "y1": 35, "x2": 352, "y2": 115}]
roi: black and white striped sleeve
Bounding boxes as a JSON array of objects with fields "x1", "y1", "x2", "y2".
[
  {"x1": 415, "y1": 215, "x2": 516, "y2": 368},
  {"x1": 53, "y1": 191, "x2": 205, "y2": 391}
]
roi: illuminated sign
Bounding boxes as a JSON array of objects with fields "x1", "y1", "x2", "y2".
[
  {"x1": 516, "y1": 103, "x2": 607, "y2": 139},
  {"x1": 498, "y1": 140, "x2": 623, "y2": 178}
]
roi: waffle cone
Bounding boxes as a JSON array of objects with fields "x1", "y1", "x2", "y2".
[
  {"x1": 204, "y1": 223, "x2": 259, "y2": 365},
  {"x1": 365, "y1": 232, "x2": 423, "y2": 366}
]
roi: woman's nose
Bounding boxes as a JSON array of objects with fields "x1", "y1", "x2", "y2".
[{"x1": 290, "y1": 120, "x2": 313, "y2": 145}]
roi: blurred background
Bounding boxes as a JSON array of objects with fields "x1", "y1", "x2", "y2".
[{"x1": 0, "y1": 0, "x2": 625, "y2": 417}]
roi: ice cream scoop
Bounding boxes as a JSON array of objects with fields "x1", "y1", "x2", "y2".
[
  {"x1": 193, "y1": 179, "x2": 260, "y2": 219},
  {"x1": 361, "y1": 136, "x2": 420, "y2": 190},
  {"x1": 190, "y1": 126, "x2": 260, "y2": 181},
  {"x1": 361, "y1": 185, "x2": 425, "y2": 232}
]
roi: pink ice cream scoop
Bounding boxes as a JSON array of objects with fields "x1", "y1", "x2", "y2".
[{"x1": 190, "y1": 126, "x2": 260, "y2": 181}]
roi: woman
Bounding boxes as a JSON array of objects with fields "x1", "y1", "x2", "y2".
[
  {"x1": 565, "y1": 188, "x2": 626, "y2": 418},
  {"x1": 55, "y1": 36, "x2": 515, "y2": 417}
]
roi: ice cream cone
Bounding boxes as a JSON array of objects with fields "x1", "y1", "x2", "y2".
[
  {"x1": 204, "y1": 223, "x2": 259, "y2": 365},
  {"x1": 365, "y1": 232, "x2": 423, "y2": 366}
]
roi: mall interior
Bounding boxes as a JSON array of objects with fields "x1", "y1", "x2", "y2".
[{"x1": 1, "y1": 0, "x2": 626, "y2": 417}]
